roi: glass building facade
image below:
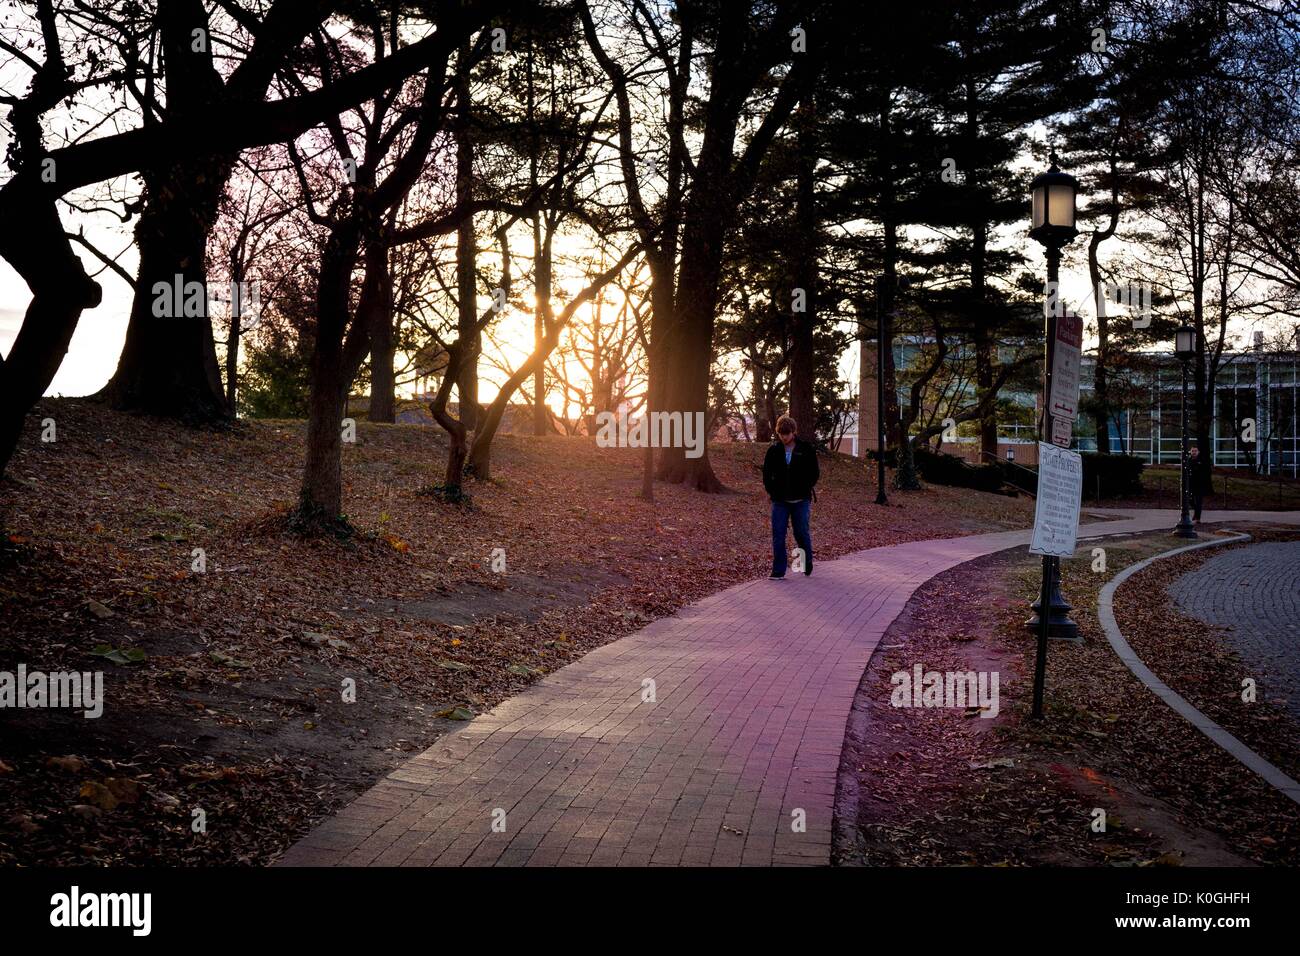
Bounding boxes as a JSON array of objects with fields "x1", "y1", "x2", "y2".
[{"x1": 1075, "y1": 352, "x2": 1299, "y2": 475}]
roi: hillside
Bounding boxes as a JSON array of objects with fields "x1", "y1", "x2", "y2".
[{"x1": 0, "y1": 399, "x2": 1033, "y2": 865}]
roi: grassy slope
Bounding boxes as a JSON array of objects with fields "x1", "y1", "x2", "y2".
[{"x1": 0, "y1": 398, "x2": 1033, "y2": 865}]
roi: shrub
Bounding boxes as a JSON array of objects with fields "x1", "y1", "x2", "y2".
[
  {"x1": 913, "y1": 447, "x2": 1006, "y2": 494},
  {"x1": 1081, "y1": 452, "x2": 1145, "y2": 499},
  {"x1": 995, "y1": 452, "x2": 1145, "y2": 500},
  {"x1": 238, "y1": 336, "x2": 311, "y2": 419}
]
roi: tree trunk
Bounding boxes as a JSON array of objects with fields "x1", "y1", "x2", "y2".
[
  {"x1": 532, "y1": 214, "x2": 552, "y2": 437},
  {"x1": 454, "y1": 40, "x2": 478, "y2": 433},
  {"x1": 0, "y1": 189, "x2": 103, "y2": 474},
  {"x1": 972, "y1": 224, "x2": 997, "y2": 463},
  {"x1": 640, "y1": 372, "x2": 659, "y2": 501},
  {"x1": 752, "y1": 362, "x2": 773, "y2": 443},
  {"x1": 298, "y1": 355, "x2": 349, "y2": 528},
  {"x1": 964, "y1": 76, "x2": 996, "y2": 464},
  {"x1": 1091, "y1": 297, "x2": 1112, "y2": 455},
  {"x1": 102, "y1": 163, "x2": 230, "y2": 422},
  {"x1": 656, "y1": 309, "x2": 725, "y2": 491},
  {"x1": 1193, "y1": 349, "x2": 1213, "y2": 502},
  {"x1": 787, "y1": 99, "x2": 817, "y2": 436},
  {"x1": 428, "y1": 343, "x2": 468, "y2": 493},
  {"x1": 224, "y1": 259, "x2": 243, "y2": 412},
  {"x1": 102, "y1": 0, "x2": 234, "y2": 423},
  {"x1": 654, "y1": 118, "x2": 736, "y2": 492},
  {"x1": 294, "y1": 223, "x2": 361, "y2": 528},
  {"x1": 896, "y1": 431, "x2": 921, "y2": 491},
  {"x1": 1087, "y1": 161, "x2": 1120, "y2": 455},
  {"x1": 878, "y1": 96, "x2": 902, "y2": 451},
  {"x1": 366, "y1": 245, "x2": 396, "y2": 423}
]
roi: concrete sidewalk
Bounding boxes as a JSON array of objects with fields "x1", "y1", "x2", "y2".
[{"x1": 278, "y1": 509, "x2": 1298, "y2": 867}]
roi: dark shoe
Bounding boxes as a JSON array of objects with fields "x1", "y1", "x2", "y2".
[{"x1": 769, "y1": 573, "x2": 786, "y2": 580}]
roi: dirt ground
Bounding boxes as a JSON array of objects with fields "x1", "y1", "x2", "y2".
[
  {"x1": 835, "y1": 524, "x2": 1300, "y2": 867},
  {"x1": 0, "y1": 399, "x2": 1034, "y2": 865}
]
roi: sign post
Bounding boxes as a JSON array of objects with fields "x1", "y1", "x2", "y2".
[
  {"x1": 1028, "y1": 156, "x2": 1081, "y2": 718},
  {"x1": 1029, "y1": 252, "x2": 1084, "y2": 716}
]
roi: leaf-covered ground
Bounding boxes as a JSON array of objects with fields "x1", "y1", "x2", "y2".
[
  {"x1": 0, "y1": 398, "x2": 1034, "y2": 866},
  {"x1": 836, "y1": 524, "x2": 1300, "y2": 867}
]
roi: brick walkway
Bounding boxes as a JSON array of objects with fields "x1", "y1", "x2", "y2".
[
  {"x1": 1170, "y1": 540, "x2": 1300, "y2": 720},
  {"x1": 279, "y1": 509, "x2": 1298, "y2": 867}
]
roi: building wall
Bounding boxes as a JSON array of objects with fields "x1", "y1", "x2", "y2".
[{"x1": 857, "y1": 340, "x2": 1299, "y2": 476}]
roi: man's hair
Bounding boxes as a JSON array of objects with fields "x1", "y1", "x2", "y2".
[{"x1": 776, "y1": 415, "x2": 797, "y2": 435}]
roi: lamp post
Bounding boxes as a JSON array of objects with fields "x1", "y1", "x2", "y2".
[
  {"x1": 1019, "y1": 153, "x2": 1081, "y2": 712},
  {"x1": 1174, "y1": 323, "x2": 1198, "y2": 538},
  {"x1": 875, "y1": 273, "x2": 888, "y2": 505},
  {"x1": 1026, "y1": 154, "x2": 1080, "y2": 717}
]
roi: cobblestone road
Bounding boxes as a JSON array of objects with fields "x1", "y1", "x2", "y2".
[{"x1": 1171, "y1": 540, "x2": 1300, "y2": 720}]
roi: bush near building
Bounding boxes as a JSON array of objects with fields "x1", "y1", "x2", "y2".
[
  {"x1": 913, "y1": 446, "x2": 1147, "y2": 500},
  {"x1": 913, "y1": 447, "x2": 1007, "y2": 494},
  {"x1": 996, "y1": 452, "x2": 1146, "y2": 499}
]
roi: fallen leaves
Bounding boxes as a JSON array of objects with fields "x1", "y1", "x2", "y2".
[
  {"x1": 435, "y1": 706, "x2": 474, "y2": 721},
  {"x1": 1, "y1": 398, "x2": 1037, "y2": 866},
  {"x1": 44, "y1": 755, "x2": 87, "y2": 774},
  {"x1": 89, "y1": 644, "x2": 145, "y2": 665},
  {"x1": 84, "y1": 599, "x2": 115, "y2": 620},
  {"x1": 968, "y1": 758, "x2": 1016, "y2": 770},
  {"x1": 843, "y1": 530, "x2": 1300, "y2": 868},
  {"x1": 78, "y1": 778, "x2": 142, "y2": 811}
]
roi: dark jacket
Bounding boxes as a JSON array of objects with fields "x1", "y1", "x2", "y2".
[
  {"x1": 1185, "y1": 453, "x2": 1210, "y2": 493},
  {"x1": 763, "y1": 438, "x2": 820, "y2": 502}
]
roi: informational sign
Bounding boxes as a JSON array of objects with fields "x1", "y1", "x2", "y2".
[
  {"x1": 1029, "y1": 442, "x2": 1083, "y2": 557},
  {"x1": 1049, "y1": 311, "x2": 1083, "y2": 422},
  {"x1": 1051, "y1": 415, "x2": 1073, "y2": 448}
]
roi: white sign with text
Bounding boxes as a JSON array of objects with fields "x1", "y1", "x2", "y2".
[
  {"x1": 1030, "y1": 443, "x2": 1083, "y2": 558},
  {"x1": 1049, "y1": 311, "x2": 1083, "y2": 423}
]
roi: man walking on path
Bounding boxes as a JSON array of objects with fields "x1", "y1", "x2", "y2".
[{"x1": 763, "y1": 415, "x2": 819, "y2": 579}]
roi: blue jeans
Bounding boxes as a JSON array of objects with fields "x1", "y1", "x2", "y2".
[{"x1": 771, "y1": 499, "x2": 812, "y2": 576}]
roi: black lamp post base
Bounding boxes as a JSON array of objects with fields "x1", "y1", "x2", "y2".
[
  {"x1": 1173, "y1": 518, "x2": 1198, "y2": 539},
  {"x1": 1025, "y1": 603, "x2": 1081, "y2": 642},
  {"x1": 1025, "y1": 565, "x2": 1081, "y2": 642}
]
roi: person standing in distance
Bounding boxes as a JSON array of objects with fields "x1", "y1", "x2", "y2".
[{"x1": 763, "y1": 415, "x2": 819, "y2": 579}]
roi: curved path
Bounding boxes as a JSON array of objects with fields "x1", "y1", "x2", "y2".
[
  {"x1": 1170, "y1": 540, "x2": 1300, "y2": 721},
  {"x1": 279, "y1": 509, "x2": 1300, "y2": 867},
  {"x1": 1098, "y1": 534, "x2": 1300, "y2": 806}
]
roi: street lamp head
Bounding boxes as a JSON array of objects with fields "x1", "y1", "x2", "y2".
[
  {"x1": 1029, "y1": 156, "x2": 1079, "y2": 249},
  {"x1": 1175, "y1": 323, "x2": 1196, "y2": 361}
]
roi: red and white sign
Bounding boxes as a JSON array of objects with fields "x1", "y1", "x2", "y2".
[
  {"x1": 1049, "y1": 312, "x2": 1083, "y2": 423},
  {"x1": 1051, "y1": 416, "x2": 1073, "y2": 448}
]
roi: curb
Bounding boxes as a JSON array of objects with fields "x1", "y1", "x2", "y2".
[{"x1": 1096, "y1": 532, "x2": 1300, "y2": 807}]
